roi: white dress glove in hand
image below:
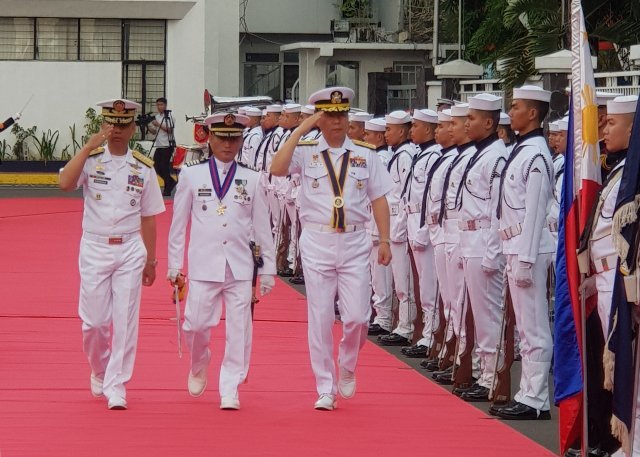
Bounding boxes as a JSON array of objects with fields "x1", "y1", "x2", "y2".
[
  {"x1": 514, "y1": 261, "x2": 534, "y2": 288},
  {"x1": 579, "y1": 276, "x2": 597, "y2": 299},
  {"x1": 167, "y1": 269, "x2": 181, "y2": 283},
  {"x1": 13, "y1": 112, "x2": 21, "y2": 121},
  {"x1": 260, "y1": 275, "x2": 275, "y2": 296}
]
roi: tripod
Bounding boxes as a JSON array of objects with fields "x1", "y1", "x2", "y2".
[{"x1": 151, "y1": 110, "x2": 177, "y2": 196}]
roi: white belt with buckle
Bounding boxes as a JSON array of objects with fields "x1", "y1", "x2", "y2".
[
  {"x1": 390, "y1": 203, "x2": 400, "y2": 216},
  {"x1": 499, "y1": 223, "x2": 522, "y2": 240},
  {"x1": 406, "y1": 203, "x2": 421, "y2": 214},
  {"x1": 304, "y1": 223, "x2": 365, "y2": 234},
  {"x1": 83, "y1": 231, "x2": 140, "y2": 245},
  {"x1": 458, "y1": 219, "x2": 491, "y2": 231},
  {"x1": 593, "y1": 254, "x2": 618, "y2": 274}
]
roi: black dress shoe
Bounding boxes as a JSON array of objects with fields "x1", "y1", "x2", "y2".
[
  {"x1": 368, "y1": 324, "x2": 390, "y2": 336},
  {"x1": 434, "y1": 372, "x2": 454, "y2": 385},
  {"x1": 461, "y1": 385, "x2": 490, "y2": 402},
  {"x1": 431, "y1": 365, "x2": 453, "y2": 379},
  {"x1": 278, "y1": 268, "x2": 294, "y2": 277},
  {"x1": 420, "y1": 358, "x2": 440, "y2": 371},
  {"x1": 453, "y1": 382, "x2": 478, "y2": 397},
  {"x1": 378, "y1": 333, "x2": 410, "y2": 346},
  {"x1": 289, "y1": 276, "x2": 305, "y2": 285},
  {"x1": 495, "y1": 401, "x2": 551, "y2": 420},
  {"x1": 401, "y1": 344, "x2": 429, "y2": 358},
  {"x1": 488, "y1": 400, "x2": 514, "y2": 416}
]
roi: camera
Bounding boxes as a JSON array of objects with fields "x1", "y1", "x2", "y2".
[{"x1": 135, "y1": 113, "x2": 155, "y2": 127}]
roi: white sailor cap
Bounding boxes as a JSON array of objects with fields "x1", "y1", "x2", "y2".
[
  {"x1": 596, "y1": 91, "x2": 622, "y2": 107},
  {"x1": 237, "y1": 106, "x2": 248, "y2": 115},
  {"x1": 96, "y1": 99, "x2": 141, "y2": 125},
  {"x1": 468, "y1": 93, "x2": 502, "y2": 111},
  {"x1": 301, "y1": 104, "x2": 316, "y2": 115},
  {"x1": 203, "y1": 112, "x2": 250, "y2": 137},
  {"x1": 557, "y1": 117, "x2": 569, "y2": 131},
  {"x1": 450, "y1": 103, "x2": 469, "y2": 117},
  {"x1": 607, "y1": 95, "x2": 639, "y2": 115},
  {"x1": 266, "y1": 104, "x2": 283, "y2": 114},
  {"x1": 499, "y1": 112, "x2": 511, "y2": 125},
  {"x1": 385, "y1": 110, "x2": 412, "y2": 125},
  {"x1": 365, "y1": 118, "x2": 386, "y2": 132},
  {"x1": 513, "y1": 85, "x2": 551, "y2": 103},
  {"x1": 244, "y1": 107, "x2": 263, "y2": 117},
  {"x1": 349, "y1": 112, "x2": 373, "y2": 123},
  {"x1": 262, "y1": 109, "x2": 267, "y2": 116},
  {"x1": 437, "y1": 109, "x2": 452, "y2": 123},
  {"x1": 309, "y1": 86, "x2": 354, "y2": 112},
  {"x1": 283, "y1": 103, "x2": 302, "y2": 113},
  {"x1": 548, "y1": 121, "x2": 560, "y2": 132},
  {"x1": 412, "y1": 108, "x2": 438, "y2": 124}
]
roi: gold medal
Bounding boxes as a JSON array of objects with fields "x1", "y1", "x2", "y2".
[
  {"x1": 333, "y1": 196, "x2": 344, "y2": 208},
  {"x1": 312, "y1": 180, "x2": 319, "y2": 189},
  {"x1": 217, "y1": 203, "x2": 227, "y2": 215}
]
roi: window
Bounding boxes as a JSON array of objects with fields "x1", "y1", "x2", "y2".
[
  {"x1": 0, "y1": 18, "x2": 34, "y2": 60},
  {"x1": 80, "y1": 19, "x2": 121, "y2": 61},
  {"x1": 393, "y1": 62, "x2": 422, "y2": 86},
  {"x1": 36, "y1": 18, "x2": 78, "y2": 60},
  {"x1": 244, "y1": 63, "x2": 281, "y2": 100},
  {"x1": 124, "y1": 20, "x2": 165, "y2": 61}
]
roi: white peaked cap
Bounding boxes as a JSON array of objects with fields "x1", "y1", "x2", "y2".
[
  {"x1": 365, "y1": 118, "x2": 386, "y2": 132},
  {"x1": 301, "y1": 104, "x2": 316, "y2": 115},
  {"x1": 349, "y1": 112, "x2": 373, "y2": 123},
  {"x1": 513, "y1": 85, "x2": 551, "y2": 103},
  {"x1": 596, "y1": 91, "x2": 622, "y2": 107},
  {"x1": 412, "y1": 109, "x2": 439, "y2": 124},
  {"x1": 266, "y1": 104, "x2": 283, "y2": 113},
  {"x1": 499, "y1": 112, "x2": 511, "y2": 125},
  {"x1": 548, "y1": 121, "x2": 560, "y2": 132},
  {"x1": 244, "y1": 107, "x2": 262, "y2": 117},
  {"x1": 437, "y1": 109, "x2": 452, "y2": 123},
  {"x1": 468, "y1": 93, "x2": 502, "y2": 111},
  {"x1": 607, "y1": 95, "x2": 638, "y2": 115},
  {"x1": 450, "y1": 103, "x2": 469, "y2": 117},
  {"x1": 385, "y1": 110, "x2": 412, "y2": 124},
  {"x1": 283, "y1": 103, "x2": 302, "y2": 113},
  {"x1": 557, "y1": 117, "x2": 569, "y2": 131}
]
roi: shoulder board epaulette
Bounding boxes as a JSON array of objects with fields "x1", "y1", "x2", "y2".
[
  {"x1": 184, "y1": 158, "x2": 208, "y2": 167},
  {"x1": 237, "y1": 161, "x2": 259, "y2": 172},
  {"x1": 132, "y1": 150, "x2": 154, "y2": 168},
  {"x1": 89, "y1": 147, "x2": 105, "y2": 157},
  {"x1": 351, "y1": 139, "x2": 375, "y2": 150},
  {"x1": 298, "y1": 140, "x2": 319, "y2": 146}
]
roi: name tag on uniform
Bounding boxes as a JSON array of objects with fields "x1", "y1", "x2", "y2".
[
  {"x1": 128, "y1": 175, "x2": 144, "y2": 188},
  {"x1": 198, "y1": 187, "x2": 212, "y2": 197},
  {"x1": 93, "y1": 178, "x2": 109, "y2": 185}
]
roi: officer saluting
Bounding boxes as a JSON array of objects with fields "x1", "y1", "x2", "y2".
[
  {"x1": 167, "y1": 112, "x2": 276, "y2": 410},
  {"x1": 59, "y1": 99, "x2": 166, "y2": 410},
  {"x1": 271, "y1": 87, "x2": 392, "y2": 410}
]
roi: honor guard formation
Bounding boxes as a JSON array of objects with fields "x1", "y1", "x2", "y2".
[{"x1": 53, "y1": 83, "x2": 640, "y2": 455}]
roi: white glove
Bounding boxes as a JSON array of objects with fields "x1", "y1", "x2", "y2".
[
  {"x1": 167, "y1": 269, "x2": 181, "y2": 282},
  {"x1": 13, "y1": 112, "x2": 20, "y2": 121},
  {"x1": 514, "y1": 261, "x2": 534, "y2": 288},
  {"x1": 260, "y1": 275, "x2": 275, "y2": 296},
  {"x1": 579, "y1": 276, "x2": 597, "y2": 299},
  {"x1": 411, "y1": 240, "x2": 426, "y2": 251},
  {"x1": 481, "y1": 264, "x2": 499, "y2": 276}
]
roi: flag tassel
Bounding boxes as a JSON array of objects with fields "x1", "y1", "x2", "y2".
[
  {"x1": 612, "y1": 410, "x2": 631, "y2": 455},
  {"x1": 612, "y1": 195, "x2": 640, "y2": 272}
]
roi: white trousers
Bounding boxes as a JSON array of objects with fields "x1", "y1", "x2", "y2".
[
  {"x1": 183, "y1": 264, "x2": 252, "y2": 399},
  {"x1": 444, "y1": 242, "x2": 465, "y2": 344},
  {"x1": 370, "y1": 242, "x2": 393, "y2": 331},
  {"x1": 389, "y1": 241, "x2": 415, "y2": 339},
  {"x1": 594, "y1": 268, "x2": 615, "y2": 339},
  {"x1": 285, "y1": 200, "x2": 298, "y2": 269},
  {"x1": 300, "y1": 229, "x2": 372, "y2": 396},
  {"x1": 433, "y1": 243, "x2": 450, "y2": 355},
  {"x1": 78, "y1": 234, "x2": 146, "y2": 401},
  {"x1": 463, "y1": 256, "x2": 504, "y2": 389},
  {"x1": 411, "y1": 243, "x2": 438, "y2": 347},
  {"x1": 506, "y1": 253, "x2": 553, "y2": 411}
]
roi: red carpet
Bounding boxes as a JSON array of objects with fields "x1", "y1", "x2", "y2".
[{"x1": 0, "y1": 198, "x2": 554, "y2": 457}]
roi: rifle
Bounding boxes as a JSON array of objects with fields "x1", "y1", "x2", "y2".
[
  {"x1": 249, "y1": 241, "x2": 264, "y2": 317},
  {"x1": 452, "y1": 285, "x2": 476, "y2": 388},
  {"x1": 427, "y1": 285, "x2": 446, "y2": 360},
  {"x1": 489, "y1": 275, "x2": 515, "y2": 404},
  {"x1": 172, "y1": 273, "x2": 186, "y2": 358}
]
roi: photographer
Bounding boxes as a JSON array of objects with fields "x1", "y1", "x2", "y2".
[{"x1": 147, "y1": 97, "x2": 176, "y2": 196}]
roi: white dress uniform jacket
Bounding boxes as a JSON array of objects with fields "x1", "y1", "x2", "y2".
[
  {"x1": 288, "y1": 135, "x2": 393, "y2": 396},
  {"x1": 241, "y1": 125, "x2": 263, "y2": 165}
]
